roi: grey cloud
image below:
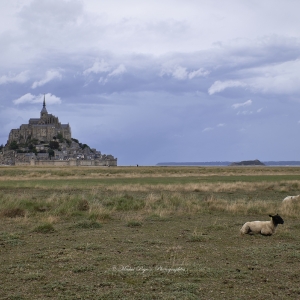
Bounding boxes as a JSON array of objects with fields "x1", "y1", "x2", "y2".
[
  {"x1": 2, "y1": 35, "x2": 300, "y2": 100},
  {"x1": 160, "y1": 64, "x2": 209, "y2": 81},
  {"x1": 208, "y1": 80, "x2": 246, "y2": 95},
  {"x1": 202, "y1": 127, "x2": 213, "y2": 132},
  {"x1": 0, "y1": 71, "x2": 30, "y2": 85},
  {"x1": 232, "y1": 100, "x2": 252, "y2": 109},
  {"x1": 108, "y1": 64, "x2": 126, "y2": 77},
  {"x1": 13, "y1": 93, "x2": 61, "y2": 105},
  {"x1": 31, "y1": 69, "x2": 63, "y2": 89},
  {"x1": 188, "y1": 68, "x2": 210, "y2": 79},
  {"x1": 83, "y1": 60, "x2": 111, "y2": 75}
]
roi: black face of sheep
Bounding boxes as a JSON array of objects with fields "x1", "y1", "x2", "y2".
[{"x1": 269, "y1": 214, "x2": 284, "y2": 225}]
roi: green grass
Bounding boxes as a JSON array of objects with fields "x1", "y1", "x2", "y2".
[
  {"x1": 1, "y1": 166, "x2": 300, "y2": 299},
  {"x1": 1, "y1": 174, "x2": 300, "y2": 189},
  {"x1": 32, "y1": 223, "x2": 56, "y2": 233},
  {"x1": 70, "y1": 220, "x2": 102, "y2": 229}
]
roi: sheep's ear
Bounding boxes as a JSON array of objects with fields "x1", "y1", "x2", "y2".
[{"x1": 269, "y1": 214, "x2": 273, "y2": 218}]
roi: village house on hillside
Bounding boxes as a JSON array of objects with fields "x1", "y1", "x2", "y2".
[{"x1": 0, "y1": 96, "x2": 117, "y2": 166}]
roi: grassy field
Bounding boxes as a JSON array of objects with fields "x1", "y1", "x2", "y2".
[{"x1": 1, "y1": 166, "x2": 300, "y2": 299}]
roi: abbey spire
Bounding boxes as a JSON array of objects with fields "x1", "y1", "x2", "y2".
[{"x1": 40, "y1": 94, "x2": 48, "y2": 118}]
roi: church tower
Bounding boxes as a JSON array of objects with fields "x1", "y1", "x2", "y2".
[{"x1": 40, "y1": 95, "x2": 48, "y2": 118}]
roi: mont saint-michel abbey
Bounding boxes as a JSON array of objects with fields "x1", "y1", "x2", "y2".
[
  {"x1": 8, "y1": 97, "x2": 72, "y2": 145},
  {"x1": 0, "y1": 97, "x2": 117, "y2": 166}
]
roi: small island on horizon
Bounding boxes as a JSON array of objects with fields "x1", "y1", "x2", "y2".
[{"x1": 229, "y1": 159, "x2": 265, "y2": 166}]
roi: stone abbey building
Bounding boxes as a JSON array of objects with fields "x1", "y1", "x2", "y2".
[
  {"x1": 1, "y1": 96, "x2": 117, "y2": 166},
  {"x1": 7, "y1": 96, "x2": 71, "y2": 145}
]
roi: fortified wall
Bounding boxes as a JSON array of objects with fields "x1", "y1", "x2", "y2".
[
  {"x1": 0, "y1": 150, "x2": 117, "y2": 167},
  {"x1": 0, "y1": 96, "x2": 117, "y2": 166}
]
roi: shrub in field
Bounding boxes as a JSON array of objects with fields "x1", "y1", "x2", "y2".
[
  {"x1": 71, "y1": 220, "x2": 102, "y2": 229},
  {"x1": 51, "y1": 194, "x2": 91, "y2": 217},
  {"x1": 103, "y1": 194, "x2": 145, "y2": 211},
  {"x1": 0, "y1": 208, "x2": 25, "y2": 218},
  {"x1": 291, "y1": 182, "x2": 299, "y2": 189},
  {"x1": 33, "y1": 205, "x2": 50, "y2": 212},
  {"x1": 89, "y1": 212, "x2": 112, "y2": 221},
  {"x1": 146, "y1": 214, "x2": 169, "y2": 221},
  {"x1": 127, "y1": 220, "x2": 142, "y2": 227},
  {"x1": 77, "y1": 199, "x2": 90, "y2": 211},
  {"x1": 20, "y1": 200, "x2": 51, "y2": 213},
  {"x1": 33, "y1": 223, "x2": 56, "y2": 233},
  {"x1": 144, "y1": 193, "x2": 164, "y2": 211},
  {"x1": 168, "y1": 195, "x2": 182, "y2": 210},
  {"x1": 280, "y1": 201, "x2": 300, "y2": 218}
]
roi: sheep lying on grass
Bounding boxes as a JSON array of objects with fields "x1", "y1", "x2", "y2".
[
  {"x1": 282, "y1": 195, "x2": 300, "y2": 203},
  {"x1": 240, "y1": 214, "x2": 284, "y2": 236}
]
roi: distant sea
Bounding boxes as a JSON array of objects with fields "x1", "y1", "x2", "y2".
[{"x1": 156, "y1": 161, "x2": 300, "y2": 166}]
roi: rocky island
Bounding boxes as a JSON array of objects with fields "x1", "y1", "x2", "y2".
[
  {"x1": 229, "y1": 159, "x2": 265, "y2": 166},
  {"x1": 0, "y1": 97, "x2": 117, "y2": 166}
]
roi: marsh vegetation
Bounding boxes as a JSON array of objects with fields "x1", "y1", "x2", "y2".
[{"x1": 1, "y1": 166, "x2": 300, "y2": 299}]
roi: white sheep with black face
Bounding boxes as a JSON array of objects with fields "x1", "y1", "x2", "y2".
[
  {"x1": 240, "y1": 214, "x2": 284, "y2": 236},
  {"x1": 282, "y1": 195, "x2": 300, "y2": 203}
]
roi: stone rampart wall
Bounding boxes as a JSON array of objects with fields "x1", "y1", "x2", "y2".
[
  {"x1": 29, "y1": 159, "x2": 117, "y2": 167},
  {"x1": 2, "y1": 151, "x2": 117, "y2": 167}
]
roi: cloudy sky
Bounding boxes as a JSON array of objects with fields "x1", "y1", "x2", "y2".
[{"x1": 1, "y1": 0, "x2": 300, "y2": 165}]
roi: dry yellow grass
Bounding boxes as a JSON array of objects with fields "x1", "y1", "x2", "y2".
[
  {"x1": 1, "y1": 165, "x2": 300, "y2": 180},
  {"x1": 1, "y1": 166, "x2": 300, "y2": 222}
]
